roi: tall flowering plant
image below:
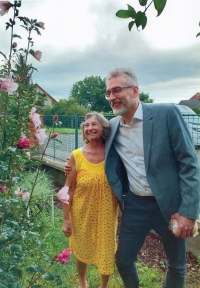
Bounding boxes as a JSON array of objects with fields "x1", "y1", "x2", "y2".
[{"x1": 0, "y1": 1, "x2": 70, "y2": 286}]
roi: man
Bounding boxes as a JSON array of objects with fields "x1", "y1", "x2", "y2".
[
  {"x1": 104, "y1": 68, "x2": 199, "y2": 288},
  {"x1": 65, "y1": 68, "x2": 200, "y2": 288}
]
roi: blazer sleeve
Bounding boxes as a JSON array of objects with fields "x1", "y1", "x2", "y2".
[{"x1": 168, "y1": 105, "x2": 200, "y2": 218}]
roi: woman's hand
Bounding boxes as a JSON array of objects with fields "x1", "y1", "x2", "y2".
[{"x1": 62, "y1": 219, "x2": 72, "y2": 237}]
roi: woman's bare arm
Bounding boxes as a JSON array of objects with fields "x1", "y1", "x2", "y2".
[{"x1": 62, "y1": 153, "x2": 77, "y2": 237}]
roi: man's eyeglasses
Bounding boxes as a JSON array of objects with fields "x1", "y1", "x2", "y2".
[{"x1": 105, "y1": 86, "x2": 134, "y2": 99}]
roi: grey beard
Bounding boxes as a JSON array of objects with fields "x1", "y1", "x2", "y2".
[{"x1": 112, "y1": 106, "x2": 127, "y2": 116}]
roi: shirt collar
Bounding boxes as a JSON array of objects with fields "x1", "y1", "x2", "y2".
[{"x1": 133, "y1": 101, "x2": 143, "y2": 121}]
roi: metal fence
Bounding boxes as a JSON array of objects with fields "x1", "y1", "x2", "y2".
[
  {"x1": 42, "y1": 114, "x2": 114, "y2": 161},
  {"x1": 40, "y1": 114, "x2": 200, "y2": 162}
]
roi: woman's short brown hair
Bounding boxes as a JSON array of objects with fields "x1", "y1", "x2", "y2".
[{"x1": 81, "y1": 112, "x2": 110, "y2": 143}]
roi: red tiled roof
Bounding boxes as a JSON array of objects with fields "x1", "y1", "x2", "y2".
[{"x1": 190, "y1": 92, "x2": 200, "y2": 100}]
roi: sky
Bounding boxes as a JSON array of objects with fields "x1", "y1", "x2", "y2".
[{"x1": 0, "y1": 0, "x2": 200, "y2": 104}]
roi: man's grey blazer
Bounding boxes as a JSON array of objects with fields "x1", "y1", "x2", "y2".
[{"x1": 105, "y1": 102, "x2": 200, "y2": 222}]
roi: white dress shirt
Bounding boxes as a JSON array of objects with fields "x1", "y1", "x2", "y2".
[{"x1": 113, "y1": 102, "x2": 153, "y2": 196}]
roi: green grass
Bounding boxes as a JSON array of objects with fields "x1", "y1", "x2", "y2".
[
  {"x1": 14, "y1": 171, "x2": 198, "y2": 288},
  {"x1": 21, "y1": 207, "x2": 164, "y2": 288},
  {"x1": 45, "y1": 127, "x2": 82, "y2": 134}
]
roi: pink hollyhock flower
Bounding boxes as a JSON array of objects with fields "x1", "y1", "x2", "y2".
[
  {"x1": 32, "y1": 50, "x2": 42, "y2": 62},
  {"x1": 0, "y1": 1, "x2": 12, "y2": 16},
  {"x1": 30, "y1": 107, "x2": 41, "y2": 127},
  {"x1": 35, "y1": 128, "x2": 47, "y2": 145},
  {"x1": 56, "y1": 248, "x2": 72, "y2": 264},
  {"x1": 17, "y1": 137, "x2": 30, "y2": 149},
  {"x1": 15, "y1": 187, "x2": 30, "y2": 200},
  {"x1": 51, "y1": 132, "x2": 58, "y2": 139},
  {"x1": 57, "y1": 186, "x2": 70, "y2": 204},
  {"x1": 0, "y1": 185, "x2": 8, "y2": 193},
  {"x1": 0, "y1": 76, "x2": 18, "y2": 94},
  {"x1": 53, "y1": 114, "x2": 58, "y2": 121}
]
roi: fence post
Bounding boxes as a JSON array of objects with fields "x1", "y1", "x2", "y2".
[{"x1": 74, "y1": 114, "x2": 78, "y2": 149}]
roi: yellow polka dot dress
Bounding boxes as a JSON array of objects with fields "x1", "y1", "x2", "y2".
[{"x1": 69, "y1": 148, "x2": 118, "y2": 275}]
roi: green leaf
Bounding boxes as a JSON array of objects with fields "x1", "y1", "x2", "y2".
[
  {"x1": 139, "y1": 0, "x2": 148, "y2": 6},
  {"x1": 154, "y1": 0, "x2": 167, "y2": 16},
  {"x1": 116, "y1": 10, "x2": 132, "y2": 19},
  {"x1": 20, "y1": 25, "x2": 28, "y2": 31},
  {"x1": 10, "y1": 267, "x2": 22, "y2": 277},
  {"x1": 24, "y1": 160, "x2": 40, "y2": 168},
  {"x1": 51, "y1": 138, "x2": 62, "y2": 144},
  {"x1": 26, "y1": 264, "x2": 43, "y2": 273},
  {"x1": 116, "y1": 5, "x2": 136, "y2": 19},
  {"x1": 41, "y1": 273, "x2": 54, "y2": 281},
  {"x1": 31, "y1": 285, "x2": 41, "y2": 288},
  {"x1": 127, "y1": 5, "x2": 136, "y2": 18},
  {"x1": 12, "y1": 34, "x2": 22, "y2": 39},
  {"x1": 135, "y1": 11, "x2": 147, "y2": 29},
  {"x1": 128, "y1": 21, "x2": 135, "y2": 31},
  {"x1": 0, "y1": 283, "x2": 8, "y2": 288},
  {"x1": 29, "y1": 49, "x2": 34, "y2": 55},
  {"x1": 196, "y1": 32, "x2": 200, "y2": 37},
  {"x1": 0, "y1": 52, "x2": 7, "y2": 60}
]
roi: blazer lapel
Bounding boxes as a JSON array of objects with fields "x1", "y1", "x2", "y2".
[
  {"x1": 142, "y1": 103, "x2": 153, "y2": 173},
  {"x1": 105, "y1": 116, "x2": 120, "y2": 157}
]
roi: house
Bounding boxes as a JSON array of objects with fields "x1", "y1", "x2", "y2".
[
  {"x1": 179, "y1": 92, "x2": 200, "y2": 110},
  {"x1": 35, "y1": 83, "x2": 57, "y2": 107}
]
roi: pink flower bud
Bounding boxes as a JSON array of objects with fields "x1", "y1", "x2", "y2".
[
  {"x1": 31, "y1": 50, "x2": 42, "y2": 62},
  {"x1": 16, "y1": 75, "x2": 20, "y2": 80},
  {"x1": 12, "y1": 42, "x2": 17, "y2": 48},
  {"x1": 0, "y1": 1, "x2": 12, "y2": 16},
  {"x1": 21, "y1": 77, "x2": 27, "y2": 83},
  {"x1": 37, "y1": 21, "x2": 45, "y2": 30},
  {"x1": 53, "y1": 114, "x2": 58, "y2": 121},
  {"x1": 51, "y1": 132, "x2": 58, "y2": 139}
]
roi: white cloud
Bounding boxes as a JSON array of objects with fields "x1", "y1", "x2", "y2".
[{"x1": 0, "y1": 0, "x2": 199, "y2": 104}]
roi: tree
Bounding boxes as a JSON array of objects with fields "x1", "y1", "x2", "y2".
[
  {"x1": 192, "y1": 107, "x2": 200, "y2": 114},
  {"x1": 69, "y1": 76, "x2": 111, "y2": 112},
  {"x1": 139, "y1": 91, "x2": 153, "y2": 103},
  {"x1": 44, "y1": 98, "x2": 90, "y2": 116}
]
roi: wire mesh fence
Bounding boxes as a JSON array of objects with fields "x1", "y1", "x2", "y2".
[
  {"x1": 38, "y1": 113, "x2": 200, "y2": 162},
  {"x1": 41, "y1": 114, "x2": 115, "y2": 161}
]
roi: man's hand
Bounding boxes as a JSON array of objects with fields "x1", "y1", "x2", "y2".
[
  {"x1": 171, "y1": 213, "x2": 196, "y2": 238},
  {"x1": 64, "y1": 158, "x2": 72, "y2": 175}
]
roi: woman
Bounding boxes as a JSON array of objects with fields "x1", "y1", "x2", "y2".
[{"x1": 62, "y1": 112, "x2": 119, "y2": 288}]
